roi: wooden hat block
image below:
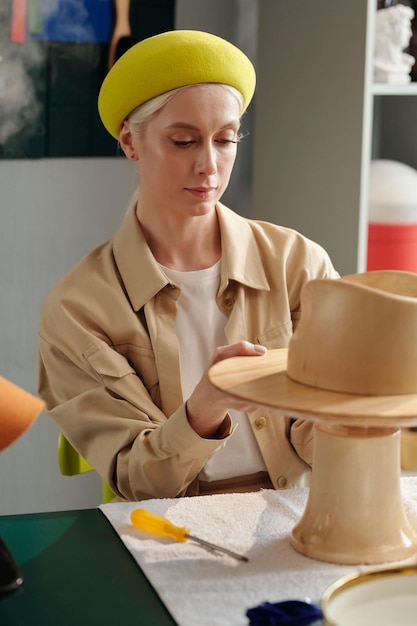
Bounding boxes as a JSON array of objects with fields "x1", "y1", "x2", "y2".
[
  {"x1": 0, "y1": 377, "x2": 44, "y2": 451},
  {"x1": 209, "y1": 271, "x2": 417, "y2": 565}
]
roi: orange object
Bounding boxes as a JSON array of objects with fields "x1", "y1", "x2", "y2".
[
  {"x1": 367, "y1": 223, "x2": 417, "y2": 272},
  {"x1": 0, "y1": 376, "x2": 44, "y2": 451}
]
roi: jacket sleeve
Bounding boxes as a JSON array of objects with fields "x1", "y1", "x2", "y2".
[{"x1": 38, "y1": 333, "x2": 233, "y2": 501}]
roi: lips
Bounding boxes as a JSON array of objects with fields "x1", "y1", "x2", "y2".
[{"x1": 185, "y1": 186, "x2": 216, "y2": 198}]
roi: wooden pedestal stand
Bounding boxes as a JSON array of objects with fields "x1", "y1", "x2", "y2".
[{"x1": 209, "y1": 349, "x2": 417, "y2": 565}]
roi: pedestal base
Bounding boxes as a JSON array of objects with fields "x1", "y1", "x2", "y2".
[{"x1": 291, "y1": 425, "x2": 417, "y2": 564}]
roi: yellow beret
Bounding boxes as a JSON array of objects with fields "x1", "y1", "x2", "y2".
[{"x1": 98, "y1": 30, "x2": 256, "y2": 139}]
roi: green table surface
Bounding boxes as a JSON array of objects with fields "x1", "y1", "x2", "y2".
[{"x1": 0, "y1": 508, "x2": 177, "y2": 625}]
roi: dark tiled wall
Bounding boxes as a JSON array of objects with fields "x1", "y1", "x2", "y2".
[{"x1": 1, "y1": 0, "x2": 175, "y2": 159}]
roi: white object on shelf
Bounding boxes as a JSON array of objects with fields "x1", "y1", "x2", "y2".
[
  {"x1": 369, "y1": 159, "x2": 417, "y2": 223},
  {"x1": 374, "y1": 4, "x2": 415, "y2": 85}
]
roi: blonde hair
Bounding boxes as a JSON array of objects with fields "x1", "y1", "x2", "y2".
[{"x1": 126, "y1": 83, "x2": 244, "y2": 137}]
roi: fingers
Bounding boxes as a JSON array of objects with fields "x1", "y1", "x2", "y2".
[
  {"x1": 186, "y1": 342, "x2": 267, "y2": 437},
  {"x1": 211, "y1": 341, "x2": 267, "y2": 365}
]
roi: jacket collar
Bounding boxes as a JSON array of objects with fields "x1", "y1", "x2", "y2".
[
  {"x1": 216, "y1": 202, "x2": 270, "y2": 296},
  {"x1": 113, "y1": 193, "x2": 270, "y2": 311}
]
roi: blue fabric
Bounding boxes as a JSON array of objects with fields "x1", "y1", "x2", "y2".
[
  {"x1": 247, "y1": 600, "x2": 323, "y2": 626},
  {"x1": 30, "y1": 0, "x2": 113, "y2": 43}
]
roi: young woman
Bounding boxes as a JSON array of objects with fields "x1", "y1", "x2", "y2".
[{"x1": 38, "y1": 30, "x2": 338, "y2": 501}]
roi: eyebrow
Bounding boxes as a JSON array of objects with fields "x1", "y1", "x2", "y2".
[{"x1": 165, "y1": 121, "x2": 241, "y2": 131}]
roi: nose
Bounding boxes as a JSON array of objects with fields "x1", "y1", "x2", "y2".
[{"x1": 194, "y1": 142, "x2": 217, "y2": 176}]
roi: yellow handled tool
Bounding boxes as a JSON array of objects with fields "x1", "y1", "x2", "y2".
[{"x1": 131, "y1": 508, "x2": 248, "y2": 563}]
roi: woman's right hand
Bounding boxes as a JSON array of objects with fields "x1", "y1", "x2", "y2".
[{"x1": 185, "y1": 341, "x2": 267, "y2": 438}]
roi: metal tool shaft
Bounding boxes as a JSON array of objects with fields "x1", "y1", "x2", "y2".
[{"x1": 187, "y1": 533, "x2": 248, "y2": 562}]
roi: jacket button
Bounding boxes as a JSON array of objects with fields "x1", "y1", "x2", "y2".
[
  {"x1": 254, "y1": 416, "x2": 266, "y2": 429},
  {"x1": 224, "y1": 298, "x2": 235, "y2": 309},
  {"x1": 277, "y1": 476, "x2": 288, "y2": 488}
]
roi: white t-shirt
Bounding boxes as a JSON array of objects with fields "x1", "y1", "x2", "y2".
[{"x1": 161, "y1": 261, "x2": 267, "y2": 481}]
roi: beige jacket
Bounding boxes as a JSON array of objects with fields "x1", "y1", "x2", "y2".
[{"x1": 38, "y1": 197, "x2": 338, "y2": 500}]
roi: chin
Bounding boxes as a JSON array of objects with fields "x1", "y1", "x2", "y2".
[{"x1": 190, "y1": 204, "x2": 217, "y2": 217}]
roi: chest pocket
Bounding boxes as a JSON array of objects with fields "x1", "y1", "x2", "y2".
[
  {"x1": 257, "y1": 322, "x2": 293, "y2": 349},
  {"x1": 84, "y1": 342, "x2": 159, "y2": 394},
  {"x1": 83, "y1": 343, "x2": 135, "y2": 380}
]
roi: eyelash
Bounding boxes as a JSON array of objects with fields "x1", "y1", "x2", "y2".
[{"x1": 171, "y1": 136, "x2": 243, "y2": 148}]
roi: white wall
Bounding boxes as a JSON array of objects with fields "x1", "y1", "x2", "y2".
[
  {"x1": 0, "y1": 0, "x2": 257, "y2": 515},
  {"x1": 252, "y1": 0, "x2": 369, "y2": 275},
  {"x1": 0, "y1": 158, "x2": 137, "y2": 514}
]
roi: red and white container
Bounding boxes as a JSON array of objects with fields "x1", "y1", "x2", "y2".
[{"x1": 367, "y1": 160, "x2": 417, "y2": 273}]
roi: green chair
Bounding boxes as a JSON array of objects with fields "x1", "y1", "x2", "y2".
[{"x1": 58, "y1": 433, "x2": 115, "y2": 503}]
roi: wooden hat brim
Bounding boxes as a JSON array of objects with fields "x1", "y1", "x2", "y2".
[{"x1": 208, "y1": 349, "x2": 417, "y2": 427}]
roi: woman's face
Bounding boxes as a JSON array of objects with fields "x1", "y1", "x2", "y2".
[{"x1": 122, "y1": 84, "x2": 242, "y2": 220}]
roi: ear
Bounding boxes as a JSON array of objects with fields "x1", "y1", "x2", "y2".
[{"x1": 119, "y1": 121, "x2": 138, "y2": 160}]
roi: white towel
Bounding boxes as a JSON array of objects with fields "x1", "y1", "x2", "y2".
[{"x1": 100, "y1": 478, "x2": 417, "y2": 626}]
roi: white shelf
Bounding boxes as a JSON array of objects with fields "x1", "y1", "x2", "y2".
[{"x1": 372, "y1": 83, "x2": 417, "y2": 96}]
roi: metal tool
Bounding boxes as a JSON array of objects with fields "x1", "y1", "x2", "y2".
[{"x1": 131, "y1": 508, "x2": 248, "y2": 563}]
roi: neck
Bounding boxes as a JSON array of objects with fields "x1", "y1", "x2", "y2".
[{"x1": 136, "y1": 205, "x2": 221, "y2": 271}]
